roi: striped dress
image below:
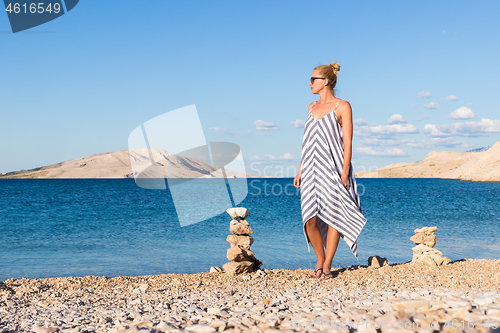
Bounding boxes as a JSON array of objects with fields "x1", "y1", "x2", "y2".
[{"x1": 300, "y1": 100, "x2": 367, "y2": 259}]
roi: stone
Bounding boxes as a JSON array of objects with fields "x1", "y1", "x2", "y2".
[
  {"x1": 412, "y1": 244, "x2": 442, "y2": 256},
  {"x1": 423, "y1": 234, "x2": 437, "y2": 247},
  {"x1": 226, "y1": 207, "x2": 249, "y2": 220},
  {"x1": 367, "y1": 256, "x2": 389, "y2": 268},
  {"x1": 411, "y1": 232, "x2": 437, "y2": 247},
  {"x1": 32, "y1": 324, "x2": 59, "y2": 333},
  {"x1": 414, "y1": 226, "x2": 437, "y2": 234},
  {"x1": 473, "y1": 296, "x2": 494, "y2": 306},
  {"x1": 410, "y1": 232, "x2": 425, "y2": 245},
  {"x1": 227, "y1": 246, "x2": 255, "y2": 262},
  {"x1": 422, "y1": 256, "x2": 437, "y2": 267},
  {"x1": 132, "y1": 284, "x2": 148, "y2": 294},
  {"x1": 184, "y1": 324, "x2": 216, "y2": 333},
  {"x1": 229, "y1": 220, "x2": 253, "y2": 235},
  {"x1": 391, "y1": 299, "x2": 430, "y2": 312},
  {"x1": 226, "y1": 235, "x2": 254, "y2": 249},
  {"x1": 222, "y1": 261, "x2": 254, "y2": 275}
]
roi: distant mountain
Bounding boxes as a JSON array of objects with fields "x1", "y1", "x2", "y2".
[
  {"x1": 0, "y1": 149, "x2": 268, "y2": 179},
  {"x1": 355, "y1": 141, "x2": 500, "y2": 182},
  {"x1": 465, "y1": 145, "x2": 492, "y2": 153}
]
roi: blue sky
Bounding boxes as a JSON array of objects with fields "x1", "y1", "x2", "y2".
[{"x1": 1, "y1": 1, "x2": 499, "y2": 176}]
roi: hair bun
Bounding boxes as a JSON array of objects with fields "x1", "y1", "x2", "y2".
[{"x1": 329, "y1": 62, "x2": 340, "y2": 75}]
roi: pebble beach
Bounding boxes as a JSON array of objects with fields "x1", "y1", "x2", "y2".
[{"x1": 1, "y1": 259, "x2": 500, "y2": 333}]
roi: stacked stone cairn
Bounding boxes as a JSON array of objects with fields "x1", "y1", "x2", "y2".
[
  {"x1": 222, "y1": 207, "x2": 263, "y2": 275},
  {"x1": 410, "y1": 226, "x2": 451, "y2": 266}
]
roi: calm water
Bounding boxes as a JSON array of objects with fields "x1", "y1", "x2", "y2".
[{"x1": 0, "y1": 178, "x2": 499, "y2": 281}]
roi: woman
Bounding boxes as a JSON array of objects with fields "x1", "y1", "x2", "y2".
[{"x1": 293, "y1": 62, "x2": 367, "y2": 279}]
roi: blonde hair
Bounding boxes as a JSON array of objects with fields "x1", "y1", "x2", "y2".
[{"x1": 314, "y1": 62, "x2": 340, "y2": 96}]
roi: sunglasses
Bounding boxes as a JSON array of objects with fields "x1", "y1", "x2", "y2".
[{"x1": 310, "y1": 76, "x2": 325, "y2": 84}]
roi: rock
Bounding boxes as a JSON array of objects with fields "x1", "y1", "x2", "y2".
[
  {"x1": 412, "y1": 244, "x2": 442, "y2": 256},
  {"x1": 156, "y1": 322, "x2": 177, "y2": 332},
  {"x1": 391, "y1": 299, "x2": 430, "y2": 312},
  {"x1": 473, "y1": 296, "x2": 494, "y2": 306},
  {"x1": 423, "y1": 234, "x2": 437, "y2": 247},
  {"x1": 184, "y1": 323, "x2": 216, "y2": 333},
  {"x1": 226, "y1": 207, "x2": 249, "y2": 220},
  {"x1": 222, "y1": 261, "x2": 254, "y2": 275},
  {"x1": 411, "y1": 233, "x2": 437, "y2": 247},
  {"x1": 414, "y1": 226, "x2": 437, "y2": 234},
  {"x1": 229, "y1": 220, "x2": 253, "y2": 235},
  {"x1": 254, "y1": 269, "x2": 266, "y2": 277},
  {"x1": 410, "y1": 232, "x2": 425, "y2": 245},
  {"x1": 226, "y1": 235, "x2": 254, "y2": 249},
  {"x1": 32, "y1": 324, "x2": 59, "y2": 333},
  {"x1": 209, "y1": 266, "x2": 220, "y2": 273},
  {"x1": 367, "y1": 256, "x2": 389, "y2": 268},
  {"x1": 422, "y1": 256, "x2": 437, "y2": 267},
  {"x1": 227, "y1": 246, "x2": 255, "y2": 262},
  {"x1": 132, "y1": 284, "x2": 148, "y2": 294},
  {"x1": 486, "y1": 307, "x2": 500, "y2": 317}
]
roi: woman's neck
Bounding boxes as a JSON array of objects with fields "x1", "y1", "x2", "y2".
[{"x1": 317, "y1": 89, "x2": 337, "y2": 104}]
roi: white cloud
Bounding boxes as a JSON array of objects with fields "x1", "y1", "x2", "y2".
[
  {"x1": 290, "y1": 119, "x2": 305, "y2": 128},
  {"x1": 354, "y1": 123, "x2": 419, "y2": 137},
  {"x1": 466, "y1": 102, "x2": 473, "y2": 106},
  {"x1": 248, "y1": 153, "x2": 295, "y2": 161},
  {"x1": 423, "y1": 102, "x2": 439, "y2": 109},
  {"x1": 440, "y1": 95, "x2": 457, "y2": 101},
  {"x1": 414, "y1": 112, "x2": 430, "y2": 122},
  {"x1": 253, "y1": 120, "x2": 278, "y2": 131},
  {"x1": 356, "y1": 147, "x2": 407, "y2": 156},
  {"x1": 387, "y1": 114, "x2": 408, "y2": 125},
  {"x1": 354, "y1": 118, "x2": 369, "y2": 126},
  {"x1": 418, "y1": 91, "x2": 432, "y2": 98},
  {"x1": 208, "y1": 127, "x2": 234, "y2": 137},
  {"x1": 359, "y1": 138, "x2": 417, "y2": 147},
  {"x1": 448, "y1": 106, "x2": 476, "y2": 120},
  {"x1": 407, "y1": 137, "x2": 471, "y2": 149},
  {"x1": 247, "y1": 155, "x2": 263, "y2": 161},
  {"x1": 424, "y1": 118, "x2": 500, "y2": 137},
  {"x1": 208, "y1": 127, "x2": 251, "y2": 136},
  {"x1": 258, "y1": 132, "x2": 274, "y2": 136}
]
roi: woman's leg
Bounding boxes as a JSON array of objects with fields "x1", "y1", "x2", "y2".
[
  {"x1": 323, "y1": 225, "x2": 340, "y2": 273},
  {"x1": 305, "y1": 216, "x2": 325, "y2": 270}
]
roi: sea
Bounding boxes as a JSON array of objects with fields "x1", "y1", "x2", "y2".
[{"x1": 0, "y1": 178, "x2": 499, "y2": 282}]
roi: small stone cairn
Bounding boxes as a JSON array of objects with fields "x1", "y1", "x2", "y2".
[
  {"x1": 410, "y1": 226, "x2": 450, "y2": 266},
  {"x1": 222, "y1": 207, "x2": 263, "y2": 275}
]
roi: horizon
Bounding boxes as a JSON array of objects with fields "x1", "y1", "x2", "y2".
[{"x1": 1, "y1": 1, "x2": 500, "y2": 176}]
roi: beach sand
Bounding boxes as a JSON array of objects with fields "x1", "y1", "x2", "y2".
[{"x1": 1, "y1": 259, "x2": 499, "y2": 333}]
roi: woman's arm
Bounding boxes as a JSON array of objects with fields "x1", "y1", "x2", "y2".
[{"x1": 339, "y1": 101, "x2": 353, "y2": 187}]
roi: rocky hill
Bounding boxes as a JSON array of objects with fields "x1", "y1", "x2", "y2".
[
  {"x1": 355, "y1": 141, "x2": 500, "y2": 182},
  {"x1": 0, "y1": 149, "x2": 266, "y2": 179}
]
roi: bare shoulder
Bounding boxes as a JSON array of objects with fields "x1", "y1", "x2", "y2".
[
  {"x1": 307, "y1": 101, "x2": 316, "y2": 114},
  {"x1": 338, "y1": 100, "x2": 352, "y2": 111},
  {"x1": 336, "y1": 100, "x2": 352, "y2": 117}
]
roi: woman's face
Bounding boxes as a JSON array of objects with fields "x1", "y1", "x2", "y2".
[{"x1": 309, "y1": 69, "x2": 326, "y2": 94}]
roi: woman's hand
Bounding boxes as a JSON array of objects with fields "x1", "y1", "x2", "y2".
[
  {"x1": 341, "y1": 172, "x2": 349, "y2": 190},
  {"x1": 294, "y1": 173, "x2": 301, "y2": 188}
]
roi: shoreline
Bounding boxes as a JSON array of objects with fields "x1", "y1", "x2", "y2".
[{"x1": 1, "y1": 259, "x2": 499, "y2": 333}]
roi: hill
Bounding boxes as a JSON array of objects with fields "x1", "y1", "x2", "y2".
[
  {"x1": 355, "y1": 141, "x2": 500, "y2": 182},
  {"x1": 0, "y1": 149, "x2": 267, "y2": 179}
]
